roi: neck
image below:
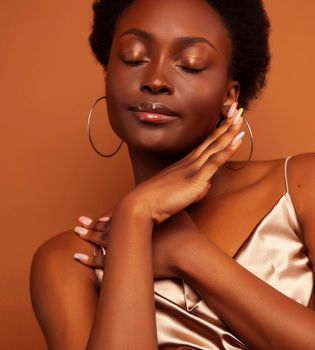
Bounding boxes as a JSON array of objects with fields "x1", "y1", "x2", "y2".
[
  {"x1": 127, "y1": 145, "x2": 234, "y2": 199},
  {"x1": 127, "y1": 145, "x2": 182, "y2": 185}
]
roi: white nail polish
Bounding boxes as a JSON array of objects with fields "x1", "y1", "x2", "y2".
[
  {"x1": 231, "y1": 131, "x2": 245, "y2": 146},
  {"x1": 99, "y1": 216, "x2": 110, "y2": 222},
  {"x1": 74, "y1": 253, "x2": 89, "y2": 261},
  {"x1": 74, "y1": 226, "x2": 88, "y2": 236},
  {"x1": 232, "y1": 108, "x2": 244, "y2": 125},
  {"x1": 78, "y1": 216, "x2": 93, "y2": 226},
  {"x1": 227, "y1": 102, "x2": 238, "y2": 118}
]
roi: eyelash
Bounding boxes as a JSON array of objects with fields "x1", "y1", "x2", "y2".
[
  {"x1": 178, "y1": 66, "x2": 204, "y2": 74},
  {"x1": 123, "y1": 60, "x2": 204, "y2": 74},
  {"x1": 123, "y1": 60, "x2": 147, "y2": 66}
]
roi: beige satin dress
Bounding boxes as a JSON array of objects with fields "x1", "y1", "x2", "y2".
[{"x1": 95, "y1": 156, "x2": 314, "y2": 349}]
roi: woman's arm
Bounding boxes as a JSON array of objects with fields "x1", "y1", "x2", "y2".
[
  {"x1": 30, "y1": 231, "x2": 100, "y2": 349},
  {"x1": 85, "y1": 115, "x2": 244, "y2": 348},
  {"x1": 86, "y1": 200, "x2": 157, "y2": 350},
  {"x1": 31, "y1": 201, "x2": 158, "y2": 350},
  {"x1": 174, "y1": 153, "x2": 315, "y2": 350}
]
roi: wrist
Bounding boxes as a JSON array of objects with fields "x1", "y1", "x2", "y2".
[
  {"x1": 173, "y1": 233, "x2": 210, "y2": 280},
  {"x1": 114, "y1": 195, "x2": 154, "y2": 227}
]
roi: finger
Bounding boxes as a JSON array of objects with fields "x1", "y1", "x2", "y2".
[
  {"x1": 147, "y1": 107, "x2": 244, "y2": 181},
  {"x1": 186, "y1": 121, "x2": 232, "y2": 161},
  {"x1": 157, "y1": 107, "x2": 243, "y2": 176},
  {"x1": 195, "y1": 116, "x2": 244, "y2": 167},
  {"x1": 74, "y1": 226, "x2": 109, "y2": 246},
  {"x1": 184, "y1": 105, "x2": 243, "y2": 161},
  {"x1": 93, "y1": 215, "x2": 112, "y2": 232},
  {"x1": 160, "y1": 112, "x2": 240, "y2": 178},
  {"x1": 201, "y1": 107, "x2": 244, "y2": 149},
  {"x1": 197, "y1": 130, "x2": 245, "y2": 181},
  {"x1": 78, "y1": 216, "x2": 94, "y2": 228},
  {"x1": 94, "y1": 244, "x2": 107, "y2": 256},
  {"x1": 73, "y1": 252, "x2": 105, "y2": 269},
  {"x1": 78, "y1": 211, "x2": 112, "y2": 231}
]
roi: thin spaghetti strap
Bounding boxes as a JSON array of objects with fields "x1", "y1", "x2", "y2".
[{"x1": 284, "y1": 156, "x2": 292, "y2": 194}]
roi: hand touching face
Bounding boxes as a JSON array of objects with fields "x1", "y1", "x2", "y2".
[{"x1": 73, "y1": 103, "x2": 244, "y2": 275}]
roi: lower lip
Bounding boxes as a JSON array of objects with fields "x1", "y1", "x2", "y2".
[{"x1": 131, "y1": 111, "x2": 179, "y2": 124}]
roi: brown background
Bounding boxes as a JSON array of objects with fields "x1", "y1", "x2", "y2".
[{"x1": 1, "y1": 1, "x2": 314, "y2": 348}]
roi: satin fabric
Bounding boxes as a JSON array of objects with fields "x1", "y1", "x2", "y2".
[{"x1": 95, "y1": 158, "x2": 314, "y2": 349}]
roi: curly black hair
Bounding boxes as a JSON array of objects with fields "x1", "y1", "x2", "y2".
[{"x1": 89, "y1": 0, "x2": 270, "y2": 108}]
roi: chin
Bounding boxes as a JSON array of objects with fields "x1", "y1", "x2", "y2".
[
  {"x1": 123, "y1": 117, "x2": 183, "y2": 149},
  {"x1": 127, "y1": 133, "x2": 195, "y2": 160}
]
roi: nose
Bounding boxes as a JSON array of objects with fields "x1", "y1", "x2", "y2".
[{"x1": 140, "y1": 62, "x2": 174, "y2": 95}]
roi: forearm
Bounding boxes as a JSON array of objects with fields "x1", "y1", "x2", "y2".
[
  {"x1": 178, "y1": 235, "x2": 315, "y2": 350},
  {"x1": 87, "y1": 201, "x2": 157, "y2": 350}
]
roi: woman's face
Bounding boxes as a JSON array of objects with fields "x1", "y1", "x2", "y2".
[{"x1": 105, "y1": 0, "x2": 239, "y2": 156}]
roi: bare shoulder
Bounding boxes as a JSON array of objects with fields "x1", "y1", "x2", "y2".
[
  {"x1": 283, "y1": 153, "x2": 315, "y2": 272},
  {"x1": 31, "y1": 229, "x2": 98, "y2": 289},
  {"x1": 285, "y1": 153, "x2": 315, "y2": 225},
  {"x1": 229, "y1": 156, "x2": 289, "y2": 194},
  {"x1": 32, "y1": 229, "x2": 96, "y2": 268},
  {"x1": 30, "y1": 230, "x2": 99, "y2": 349},
  {"x1": 286, "y1": 152, "x2": 315, "y2": 186},
  {"x1": 246, "y1": 153, "x2": 315, "y2": 196},
  {"x1": 239, "y1": 152, "x2": 315, "y2": 231}
]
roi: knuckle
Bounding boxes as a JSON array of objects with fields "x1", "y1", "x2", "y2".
[
  {"x1": 207, "y1": 152, "x2": 220, "y2": 163},
  {"x1": 211, "y1": 158, "x2": 220, "y2": 169},
  {"x1": 90, "y1": 255, "x2": 98, "y2": 266},
  {"x1": 91, "y1": 254, "x2": 104, "y2": 267},
  {"x1": 182, "y1": 158, "x2": 198, "y2": 176},
  {"x1": 210, "y1": 139, "x2": 220, "y2": 150},
  {"x1": 88, "y1": 255, "x2": 96, "y2": 265},
  {"x1": 208, "y1": 152, "x2": 226, "y2": 167}
]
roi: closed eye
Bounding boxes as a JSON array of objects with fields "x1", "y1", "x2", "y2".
[
  {"x1": 123, "y1": 60, "x2": 205, "y2": 74},
  {"x1": 178, "y1": 66, "x2": 205, "y2": 74},
  {"x1": 123, "y1": 60, "x2": 147, "y2": 66}
]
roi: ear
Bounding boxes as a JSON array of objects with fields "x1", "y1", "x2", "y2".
[{"x1": 222, "y1": 80, "x2": 240, "y2": 117}]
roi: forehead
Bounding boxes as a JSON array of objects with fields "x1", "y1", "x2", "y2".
[{"x1": 114, "y1": 0, "x2": 231, "y2": 53}]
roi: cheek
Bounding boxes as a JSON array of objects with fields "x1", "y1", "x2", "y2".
[
  {"x1": 106, "y1": 64, "x2": 139, "y2": 114},
  {"x1": 104, "y1": 92, "x2": 124, "y2": 140},
  {"x1": 177, "y1": 72, "x2": 227, "y2": 129},
  {"x1": 104, "y1": 65, "x2": 136, "y2": 138}
]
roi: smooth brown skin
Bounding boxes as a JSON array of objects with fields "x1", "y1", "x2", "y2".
[{"x1": 30, "y1": 0, "x2": 315, "y2": 349}]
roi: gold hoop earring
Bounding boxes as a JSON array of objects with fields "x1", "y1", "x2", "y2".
[
  {"x1": 87, "y1": 96, "x2": 124, "y2": 158},
  {"x1": 224, "y1": 115, "x2": 254, "y2": 171}
]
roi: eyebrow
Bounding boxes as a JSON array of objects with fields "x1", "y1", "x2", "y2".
[{"x1": 119, "y1": 28, "x2": 217, "y2": 51}]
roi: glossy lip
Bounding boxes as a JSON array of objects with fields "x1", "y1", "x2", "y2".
[
  {"x1": 130, "y1": 111, "x2": 179, "y2": 124},
  {"x1": 129, "y1": 102, "x2": 180, "y2": 117}
]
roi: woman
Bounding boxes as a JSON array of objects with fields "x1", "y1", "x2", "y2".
[{"x1": 30, "y1": 0, "x2": 315, "y2": 349}]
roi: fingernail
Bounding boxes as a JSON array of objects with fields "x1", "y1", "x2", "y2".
[
  {"x1": 74, "y1": 226, "x2": 88, "y2": 236},
  {"x1": 99, "y1": 216, "x2": 110, "y2": 222},
  {"x1": 231, "y1": 131, "x2": 245, "y2": 146},
  {"x1": 74, "y1": 253, "x2": 89, "y2": 261},
  {"x1": 227, "y1": 102, "x2": 238, "y2": 118},
  {"x1": 78, "y1": 216, "x2": 93, "y2": 226},
  {"x1": 232, "y1": 108, "x2": 244, "y2": 125}
]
